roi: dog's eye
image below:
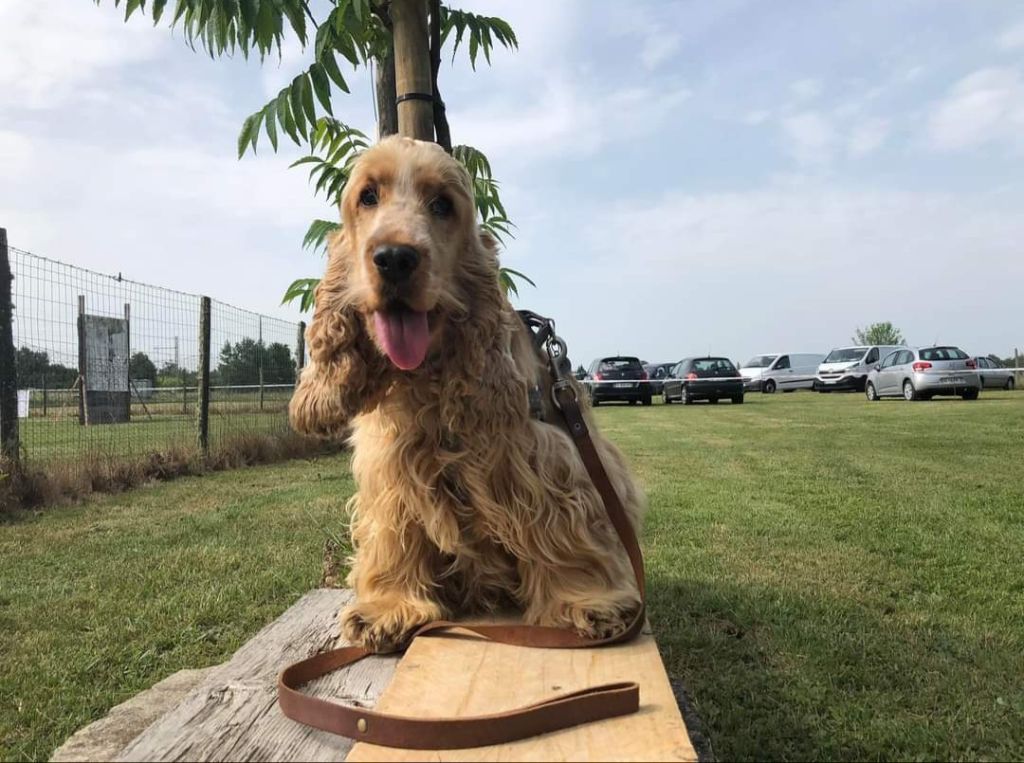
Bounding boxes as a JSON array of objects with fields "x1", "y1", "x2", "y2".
[
  {"x1": 359, "y1": 186, "x2": 379, "y2": 207},
  {"x1": 428, "y1": 195, "x2": 453, "y2": 218}
]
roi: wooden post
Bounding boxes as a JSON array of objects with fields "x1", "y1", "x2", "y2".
[
  {"x1": 0, "y1": 227, "x2": 19, "y2": 465},
  {"x1": 296, "y1": 321, "x2": 306, "y2": 373},
  {"x1": 391, "y1": 0, "x2": 435, "y2": 140},
  {"x1": 1016, "y1": 347, "x2": 1021, "y2": 387},
  {"x1": 197, "y1": 297, "x2": 211, "y2": 455}
]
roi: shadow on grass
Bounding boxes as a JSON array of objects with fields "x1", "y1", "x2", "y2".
[{"x1": 649, "y1": 575, "x2": 1023, "y2": 761}]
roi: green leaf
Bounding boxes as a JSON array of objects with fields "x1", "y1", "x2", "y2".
[
  {"x1": 264, "y1": 103, "x2": 278, "y2": 150},
  {"x1": 320, "y1": 51, "x2": 350, "y2": 93},
  {"x1": 124, "y1": 0, "x2": 143, "y2": 21},
  {"x1": 289, "y1": 76, "x2": 308, "y2": 139},
  {"x1": 282, "y1": 278, "x2": 321, "y2": 312},
  {"x1": 151, "y1": 0, "x2": 168, "y2": 25},
  {"x1": 237, "y1": 113, "x2": 255, "y2": 159},
  {"x1": 302, "y1": 219, "x2": 342, "y2": 251},
  {"x1": 299, "y1": 73, "x2": 317, "y2": 125}
]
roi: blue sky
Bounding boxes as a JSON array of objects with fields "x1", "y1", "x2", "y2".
[{"x1": 2, "y1": 1, "x2": 1023, "y2": 367}]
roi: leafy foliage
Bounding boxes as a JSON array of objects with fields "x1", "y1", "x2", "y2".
[
  {"x1": 440, "y1": 8, "x2": 518, "y2": 68},
  {"x1": 129, "y1": 351, "x2": 157, "y2": 382},
  {"x1": 852, "y1": 322, "x2": 905, "y2": 346},
  {"x1": 101, "y1": 0, "x2": 531, "y2": 306},
  {"x1": 215, "y1": 339, "x2": 296, "y2": 386},
  {"x1": 13, "y1": 347, "x2": 77, "y2": 389}
]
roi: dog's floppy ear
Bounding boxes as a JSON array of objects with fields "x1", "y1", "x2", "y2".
[
  {"x1": 289, "y1": 232, "x2": 392, "y2": 437},
  {"x1": 439, "y1": 232, "x2": 530, "y2": 434}
]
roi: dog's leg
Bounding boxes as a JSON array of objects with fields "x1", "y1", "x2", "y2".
[
  {"x1": 504, "y1": 424, "x2": 645, "y2": 639},
  {"x1": 341, "y1": 514, "x2": 448, "y2": 653}
]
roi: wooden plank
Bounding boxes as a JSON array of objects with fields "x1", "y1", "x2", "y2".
[
  {"x1": 115, "y1": 589, "x2": 400, "y2": 762},
  {"x1": 347, "y1": 621, "x2": 697, "y2": 763},
  {"x1": 52, "y1": 668, "x2": 215, "y2": 762}
]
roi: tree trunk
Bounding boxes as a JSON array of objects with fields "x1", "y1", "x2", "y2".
[
  {"x1": 375, "y1": 44, "x2": 399, "y2": 139},
  {"x1": 391, "y1": 0, "x2": 434, "y2": 140}
]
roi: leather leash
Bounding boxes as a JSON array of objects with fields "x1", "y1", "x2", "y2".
[{"x1": 278, "y1": 313, "x2": 646, "y2": 750}]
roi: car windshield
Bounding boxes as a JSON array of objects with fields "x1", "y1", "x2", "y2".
[
  {"x1": 743, "y1": 355, "x2": 777, "y2": 368},
  {"x1": 692, "y1": 358, "x2": 737, "y2": 377},
  {"x1": 824, "y1": 348, "x2": 866, "y2": 363},
  {"x1": 920, "y1": 347, "x2": 968, "y2": 361}
]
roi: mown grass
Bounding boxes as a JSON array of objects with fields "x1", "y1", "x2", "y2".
[{"x1": 2, "y1": 391, "x2": 1022, "y2": 760}]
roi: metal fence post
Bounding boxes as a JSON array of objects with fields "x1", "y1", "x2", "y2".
[
  {"x1": 0, "y1": 227, "x2": 20, "y2": 465},
  {"x1": 258, "y1": 315, "x2": 265, "y2": 411},
  {"x1": 197, "y1": 296, "x2": 211, "y2": 455},
  {"x1": 296, "y1": 321, "x2": 306, "y2": 373}
]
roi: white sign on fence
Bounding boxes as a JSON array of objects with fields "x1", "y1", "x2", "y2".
[{"x1": 17, "y1": 390, "x2": 30, "y2": 419}]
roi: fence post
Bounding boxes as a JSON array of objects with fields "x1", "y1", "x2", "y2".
[
  {"x1": 296, "y1": 321, "x2": 306, "y2": 373},
  {"x1": 0, "y1": 227, "x2": 20, "y2": 465},
  {"x1": 197, "y1": 296, "x2": 211, "y2": 455},
  {"x1": 1016, "y1": 347, "x2": 1021, "y2": 388},
  {"x1": 77, "y1": 295, "x2": 87, "y2": 425},
  {"x1": 258, "y1": 315, "x2": 265, "y2": 411}
]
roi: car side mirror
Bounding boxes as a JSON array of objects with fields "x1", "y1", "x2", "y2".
[{"x1": 874, "y1": 364, "x2": 881, "y2": 372}]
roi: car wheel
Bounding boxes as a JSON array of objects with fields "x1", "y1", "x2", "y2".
[
  {"x1": 682, "y1": 386, "x2": 693, "y2": 405},
  {"x1": 628, "y1": 399, "x2": 637, "y2": 406},
  {"x1": 962, "y1": 389, "x2": 979, "y2": 401},
  {"x1": 709, "y1": 397, "x2": 719, "y2": 404},
  {"x1": 903, "y1": 380, "x2": 919, "y2": 401},
  {"x1": 731, "y1": 394, "x2": 744, "y2": 404},
  {"x1": 865, "y1": 382, "x2": 879, "y2": 401},
  {"x1": 663, "y1": 391, "x2": 672, "y2": 404},
  {"x1": 592, "y1": 398, "x2": 600, "y2": 407},
  {"x1": 642, "y1": 396, "x2": 652, "y2": 406},
  {"x1": 763, "y1": 379, "x2": 777, "y2": 394},
  {"x1": 1006, "y1": 377, "x2": 1015, "y2": 391}
]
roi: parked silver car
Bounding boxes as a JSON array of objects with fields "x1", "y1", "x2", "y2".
[
  {"x1": 973, "y1": 357, "x2": 1016, "y2": 390},
  {"x1": 865, "y1": 346, "x2": 981, "y2": 401}
]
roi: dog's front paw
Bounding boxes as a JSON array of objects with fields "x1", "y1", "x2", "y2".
[
  {"x1": 568, "y1": 601, "x2": 642, "y2": 641},
  {"x1": 340, "y1": 598, "x2": 443, "y2": 653}
]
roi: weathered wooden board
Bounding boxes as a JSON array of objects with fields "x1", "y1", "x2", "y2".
[
  {"x1": 52, "y1": 668, "x2": 215, "y2": 762},
  {"x1": 347, "y1": 621, "x2": 697, "y2": 763},
  {"x1": 114, "y1": 589, "x2": 400, "y2": 762}
]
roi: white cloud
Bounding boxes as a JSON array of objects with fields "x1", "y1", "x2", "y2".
[
  {"x1": 780, "y1": 111, "x2": 835, "y2": 165},
  {"x1": 996, "y1": 21, "x2": 1024, "y2": 51},
  {"x1": 449, "y1": 80, "x2": 690, "y2": 163},
  {"x1": 790, "y1": 78, "x2": 823, "y2": 101},
  {"x1": 926, "y1": 67, "x2": 1024, "y2": 151},
  {"x1": 0, "y1": 3, "x2": 162, "y2": 109},
  {"x1": 640, "y1": 33, "x2": 682, "y2": 70},
  {"x1": 743, "y1": 109, "x2": 771, "y2": 125},
  {"x1": 848, "y1": 118, "x2": 889, "y2": 156}
]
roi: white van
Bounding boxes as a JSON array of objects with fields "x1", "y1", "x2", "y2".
[
  {"x1": 739, "y1": 353, "x2": 825, "y2": 393},
  {"x1": 814, "y1": 345, "x2": 906, "y2": 392}
]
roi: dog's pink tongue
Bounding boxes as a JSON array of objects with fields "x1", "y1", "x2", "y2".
[{"x1": 373, "y1": 309, "x2": 430, "y2": 370}]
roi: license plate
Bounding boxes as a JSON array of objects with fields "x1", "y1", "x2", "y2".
[
  {"x1": 614, "y1": 383, "x2": 633, "y2": 389},
  {"x1": 940, "y1": 377, "x2": 964, "y2": 384}
]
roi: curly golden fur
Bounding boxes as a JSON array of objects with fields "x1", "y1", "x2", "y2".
[{"x1": 290, "y1": 136, "x2": 645, "y2": 652}]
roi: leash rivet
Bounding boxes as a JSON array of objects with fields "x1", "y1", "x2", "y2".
[{"x1": 357, "y1": 718, "x2": 368, "y2": 733}]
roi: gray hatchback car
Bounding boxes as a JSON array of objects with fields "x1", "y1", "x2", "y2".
[{"x1": 866, "y1": 346, "x2": 981, "y2": 401}]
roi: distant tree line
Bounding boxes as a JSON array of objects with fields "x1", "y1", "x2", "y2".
[{"x1": 14, "y1": 339, "x2": 297, "y2": 389}]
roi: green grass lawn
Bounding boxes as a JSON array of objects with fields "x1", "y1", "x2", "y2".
[
  {"x1": 18, "y1": 407, "x2": 289, "y2": 464},
  {"x1": 2, "y1": 391, "x2": 1022, "y2": 760}
]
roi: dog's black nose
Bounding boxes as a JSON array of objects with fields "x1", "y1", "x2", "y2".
[{"x1": 373, "y1": 245, "x2": 421, "y2": 283}]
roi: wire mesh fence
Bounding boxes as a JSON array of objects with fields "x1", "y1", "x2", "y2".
[{"x1": 0, "y1": 233, "x2": 309, "y2": 489}]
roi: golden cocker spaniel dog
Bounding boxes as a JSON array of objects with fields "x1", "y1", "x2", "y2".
[{"x1": 290, "y1": 136, "x2": 645, "y2": 652}]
